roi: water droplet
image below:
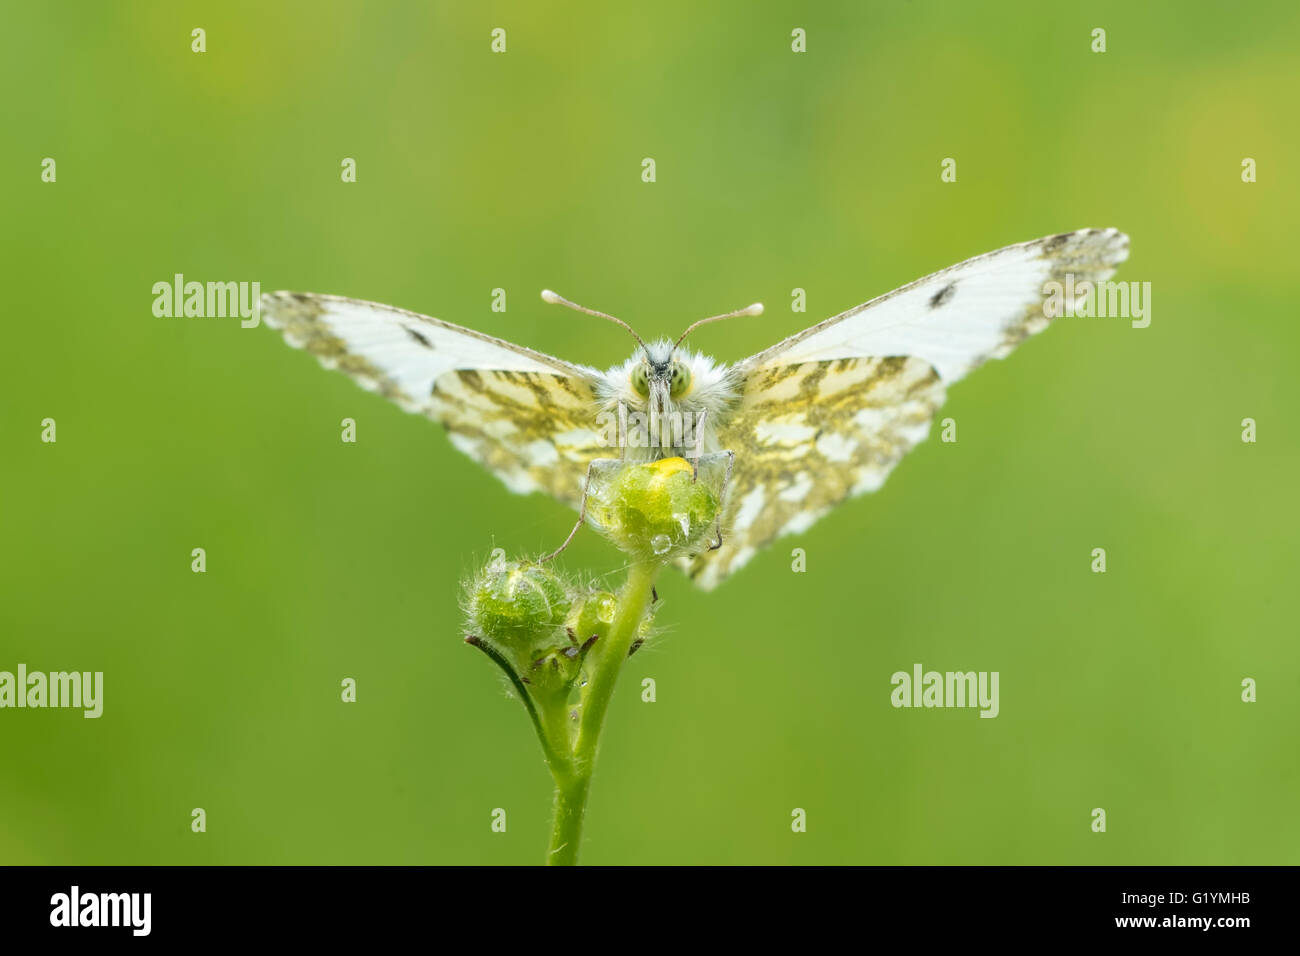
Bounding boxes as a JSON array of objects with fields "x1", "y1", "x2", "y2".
[
  {"x1": 673, "y1": 512, "x2": 690, "y2": 536},
  {"x1": 597, "y1": 597, "x2": 616, "y2": 623},
  {"x1": 651, "y1": 534, "x2": 672, "y2": 555}
]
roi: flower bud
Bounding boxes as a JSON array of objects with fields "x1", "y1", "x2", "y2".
[
  {"x1": 526, "y1": 643, "x2": 583, "y2": 694},
  {"x1": 525, "y1": 589, "x2": 619, "y2": 693},
  {"x1": 564, "y1": 589, "x2": 618, "y2": 645},
  {"x1": 587, "y1": 456, "x2": 725, "y2": 559},
  {"x1": 465, "y1": 559, "x2": 572, "y2": 650}
]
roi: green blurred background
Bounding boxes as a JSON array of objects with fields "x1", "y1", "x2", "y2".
[{"x1": 2, "y1": 1, "x2": 1297, "y2": 865}]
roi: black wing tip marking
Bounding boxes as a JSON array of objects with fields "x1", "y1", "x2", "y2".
[{"x1": 1040, "y1": 227, "x2": 1129, "y2": 263}]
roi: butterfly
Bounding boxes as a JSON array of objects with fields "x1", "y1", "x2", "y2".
[{"x1": 261, "y1": 227, "x2": 1129, "y2": 589}]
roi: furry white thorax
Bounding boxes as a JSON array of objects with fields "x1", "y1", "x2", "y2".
[{"x1": 596, "y1": 339, "x2": 739, "y2": 460}]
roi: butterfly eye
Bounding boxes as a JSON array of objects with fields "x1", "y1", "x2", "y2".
[
  {"x1": 630, "y1": 364, "x2": 650, "y2": 398},
  {"x1": 669, "y1": 362, "x2": 691, "y2": 398}
]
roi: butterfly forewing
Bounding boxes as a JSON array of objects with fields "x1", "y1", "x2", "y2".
[
  {"x1": 261, "y1": 291, "x2": 605, "y2": 505},
  {"x1": 736, "y1": 228, "x2": 1129, "y2": 384}
]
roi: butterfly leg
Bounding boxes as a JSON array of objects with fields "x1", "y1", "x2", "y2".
[
  {"x1": 705, "y1": 450, "x2": 735, "y2": 551},
  {"x1": 539, "y1": 458, "x2": 611, "y2": 563},
  {"x1": 539, "y1": 489, "x2": 590, "y2": 564},
  {"x1": 688, "y1": 410, "x2": 708, "y2": 482}
]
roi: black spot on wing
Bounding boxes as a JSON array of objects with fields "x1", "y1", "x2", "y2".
[
  {"x1": 929, "y1": 282, "x2": 956, "y2": 309},
  {"x1": 404, "y1": 326, "x2": 433, "y2": 348}
]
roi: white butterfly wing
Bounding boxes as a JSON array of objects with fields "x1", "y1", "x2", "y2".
[
  {"x1": 735, "y1": 228, "x2": 1130, "y2": 383},
  {"x1": 685, "y1": 228, "x2": 1131, "y2": 588},
  {"x1": 261, "y1": 292, "x2": 607, "y2": 505}
]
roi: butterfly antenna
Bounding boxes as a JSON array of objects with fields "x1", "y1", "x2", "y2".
[
  {"x1": 541, "y1": 290, "x2": 647, "y2": 351},
  {"x1": 673, "y1": 302, "x2": 764, "y2": 349}
]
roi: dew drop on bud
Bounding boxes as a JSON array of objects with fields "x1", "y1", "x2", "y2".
[
  {"x1": 597, "y1": 596, "x2": 616, "y2": 624},
  {"x1": 651, "y1": 534, "x2": 672, "y2": 555}
]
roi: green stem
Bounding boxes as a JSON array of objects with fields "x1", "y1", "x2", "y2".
[
  {"x1": 545, "y1": 559, "x2": 660, "y2": 865},
  {"x1": 546, "y1": 768, "x2": 590, "y2": 866},
  {"x1": 465, "y1": 636, "x2": 566, "y2": 770}
]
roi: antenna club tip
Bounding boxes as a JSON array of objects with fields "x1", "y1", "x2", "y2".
[
  {"x1": 746, "y1": 303, "x2": 764, "y2": 316},
  {"x1": 540, "y1": 289, "x2": 561, "y2": 304}
]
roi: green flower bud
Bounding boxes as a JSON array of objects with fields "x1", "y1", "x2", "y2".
[
  {"x1": 466, "y1": 559, "x2": 572, "y2": 649},
  {"x1": 564, "y1": 588, "x2": 618, "y2": 645},
  {"x1": 587, "y1": 456, "x2": 723, "y2": 559},
  {"x1": 526, "y1": 642, "x2": 583, "y2": 694}
]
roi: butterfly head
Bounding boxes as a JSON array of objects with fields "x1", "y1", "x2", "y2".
[
  {"x1": 609, "y1": 342, "x2": 736, "y2": 452},
  {"x1": 630, "y1": 341, "x2": 693, "y2": 402},
  {"x1": 540, "y1": 289, "x2": 761, "y2": 440}
]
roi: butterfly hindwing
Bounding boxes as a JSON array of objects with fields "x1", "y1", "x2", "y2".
[
  {"x1": 431, "y1": 368, "x2": 607, "y2": 505},
  {"x1": 681, "y1": 355, "x2": 945, "y2": 588}
]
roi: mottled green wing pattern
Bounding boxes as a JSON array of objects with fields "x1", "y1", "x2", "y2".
[
  {"x1": 681, "y1": 356, "x2": 945, "y2": 589},
  {"x1": 430, "y1": 368, "x2": 606, "y2": 505}
]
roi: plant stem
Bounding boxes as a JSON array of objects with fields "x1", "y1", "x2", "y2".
[
  {"x1": 546, "y1": 768, "x2": 590, "y2": 866},
  {"x1": 545, "y1": 559, "x2": 660, "y2": 865},
  {"x1": 465, "y1": 635, "x2": 567, "y2": 771}
]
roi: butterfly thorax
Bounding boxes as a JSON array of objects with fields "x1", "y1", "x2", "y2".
[{"x1": 597, "y1": 341, "x2": 738, "y2": 460}]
